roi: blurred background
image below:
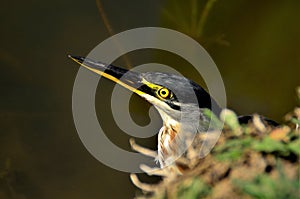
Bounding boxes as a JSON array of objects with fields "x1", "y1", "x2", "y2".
[{"x1": 0, "y1": 0, "x2": 299, "y2": 198}]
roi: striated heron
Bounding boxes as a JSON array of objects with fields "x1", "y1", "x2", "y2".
[{"x1": 69, "y1": 55, "x2": 277, "y2": 170}]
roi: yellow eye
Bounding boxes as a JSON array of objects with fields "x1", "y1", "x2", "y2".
[{"x1": 158, "y1": 88, "x2": 170, "y2": 99}]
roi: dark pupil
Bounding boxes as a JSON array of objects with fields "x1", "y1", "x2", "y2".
[{"x1": 161, "y1": 90, "x2": 166, "y2": 95}]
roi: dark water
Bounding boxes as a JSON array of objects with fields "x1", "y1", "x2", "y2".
[{"x1": 0, "y1": 0, "x2": 299, "y2": 198}]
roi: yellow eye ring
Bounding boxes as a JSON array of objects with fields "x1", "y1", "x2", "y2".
[{"x1": 158, "y1": 88, "x2": 170, "y2": 99}]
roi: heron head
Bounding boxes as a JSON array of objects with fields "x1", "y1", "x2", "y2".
[{"x1": 69, "y1": 55, "x2": 221, "y2": 125}]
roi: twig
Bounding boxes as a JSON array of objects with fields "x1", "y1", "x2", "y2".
[
  {"x1": 95, "y1": 0, "x2": 132, "y2": 69},
  {"x1": 197, "y1": 0, "x2": 218, "y2": 38},
  {"x1": 140, "y1": 164, "x2": 169, "y2": 177},
  {"x1": 130, "y1": 138, "x2": 157, "y2": 158},
  {"x1": 130, "y1": 174, "x2": 160, "y2": 192}
]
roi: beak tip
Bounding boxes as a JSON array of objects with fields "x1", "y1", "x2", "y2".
[{"x1": 68, "y1": 54, "x2": 85, "y2": 64}]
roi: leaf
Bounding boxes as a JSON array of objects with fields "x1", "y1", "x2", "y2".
[
  {"x1": 287, "y1": 139, "x2": 300, "y2": 155},
  {"x1": 220, "y1": 109, "x2": 241, "y2": 131},
  {"x1": 290, "y1": 118, "x2": 300, "y2": 126},
  {"x1": 252, "y1": 137, "x2": 287, "y2": 153},
  {"x1": 202, "y1": 108, "x2": 223, "y2": 130},
  {"x1": 215, "y1": 149, "x2": 243, "y2": 161},
  {"x1": 177, "y1": 178, "x2": 211, "y2": 199},
  {"x1": 234, "y1": 162, "x2": 300, "y2": 199},
  {"x1": 214, "y1": 137, "x2": 252, "y2": 152},
  {"x1": 269, "y1": 126, "x2": 290, "y2": 141}
]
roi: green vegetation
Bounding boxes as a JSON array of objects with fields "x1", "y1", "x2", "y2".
[
  {"x1": 134, "y1": 89, "x2": 300, "y2": 199},
  {"x1": 234, "y1": 163, "x2": 299, "y2": 199}
]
